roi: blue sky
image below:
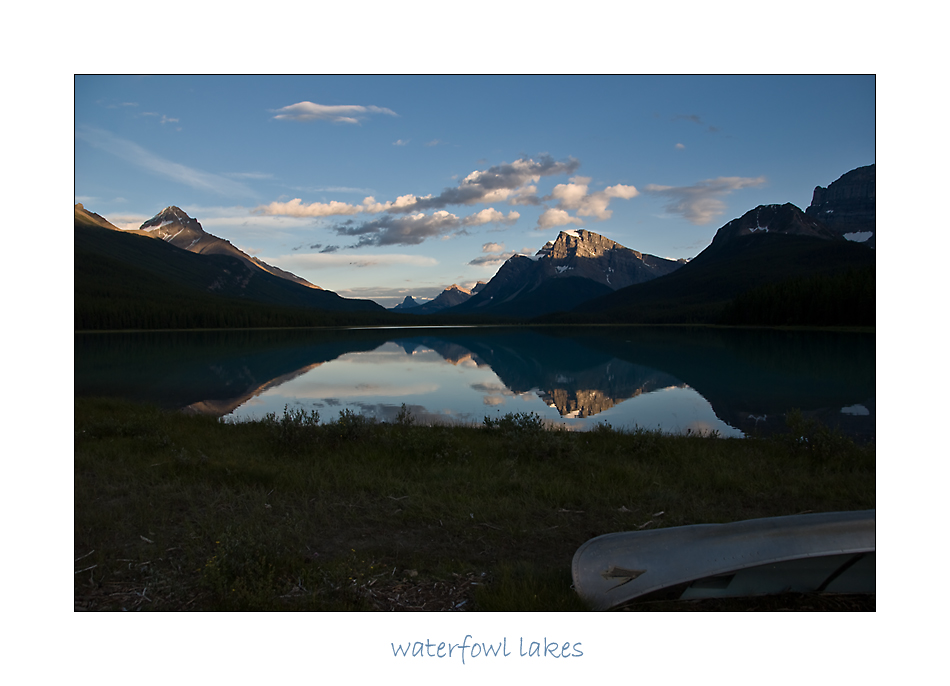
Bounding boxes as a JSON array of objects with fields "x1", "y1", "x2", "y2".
[{"x1": 75, "y1": 75, "x2": 874, "y2": 306}]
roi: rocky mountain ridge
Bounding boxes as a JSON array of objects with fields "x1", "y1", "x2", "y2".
[
  {"x1": 805, "y1": 164, "x2": 875, "y2": 247},
  {"x1": 125, "y1": 206, "x2": 323, "y2": 291},
  {"x1": 704, "y1": 203, "x2": 840, "y2": 255}
]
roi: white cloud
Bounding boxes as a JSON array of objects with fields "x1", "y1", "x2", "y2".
[
  {"x1": 270, "y1": 101, "x2": 397, "y2": 124},
  {"x1": 461, "y1": 208, "x2": 519, "y2": 227},
  {"x1": 393, "y1": 139, "x2": 409, "y2": 146},
  {"x1": 644, "y1": 176, "x2": 766, "y2": 224},
  {"x1": 482, "y1": 242, "x2": 505, "y2": 253},
  {"x1": 547, "y1": 176, "x2": 639, "y2": 220},
  {"x1": 536, "y1": 207, "x2": 583, "y2": 230},
  {"x1": 675, "y1": 143, "x2": 686, "y2": 150},
  {"x1": 360, "y1": 194, "x2": 428, "y2": 213},
  {"x1": 252, "y1": 198, "x2": 363, "y2": 217}
]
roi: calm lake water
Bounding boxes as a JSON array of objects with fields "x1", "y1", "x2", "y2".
[{"x1": 74, "y1": 326, "x2": 875, "y2": 440}]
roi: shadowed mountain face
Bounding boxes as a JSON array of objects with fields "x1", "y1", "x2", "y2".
[
  {"x1": 130, "y1": 206, "x2": 322, "y2": 290},
  {"x1": 805, "y1": 164, "x2": 876, "y2": 247},
  {"x1": 705, "y1": 203, "x2": 839, "y2": 253},
  {"x1": 75, "y1": 205, "x2": 385, "y2": 317},
  {"x1": 391, "y1": 296, "x2": 421, "y2": 311},
  {"x1": 448, "y1": 229, "x2": 684, "y2": 318},
  {"x1": 75, "y1": 203, "x2": 122, "y2": 231},
  {"x1": 552, "y1": 201, "x2": 875, "y2": 324}
]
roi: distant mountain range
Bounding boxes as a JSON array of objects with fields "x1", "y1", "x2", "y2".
[
  {"x1": 75, "y1": 163, "x2": 874, "y2": 329},
  {"x1": 393, "y1": 282, "x2": 488, "y2": 314}
]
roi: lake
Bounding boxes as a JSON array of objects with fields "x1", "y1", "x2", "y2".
[{"x1": 74, "y1": 325, "x2": 875, "y2": 440}]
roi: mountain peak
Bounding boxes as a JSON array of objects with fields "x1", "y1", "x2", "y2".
[
  {"x1": 139, "y1": 205, "x2": 203, "y2": 232},
  {"x1": 144, "y1": 206, "x2": 197, "y2": 226},
  {"x1": 390, "y1": 295, "x2": 421, "y2": 311},
  {"x1": 537, "y1": 228, "x2": 636, "y2": 260}
]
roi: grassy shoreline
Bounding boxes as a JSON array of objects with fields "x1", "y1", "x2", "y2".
[{"x1": 74, "y1": 398, "x2": 874, "y2": 611}]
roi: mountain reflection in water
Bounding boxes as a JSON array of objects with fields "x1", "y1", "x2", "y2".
[{"x1": 74, "y1": 326, "x2": 875, "y2": 440}]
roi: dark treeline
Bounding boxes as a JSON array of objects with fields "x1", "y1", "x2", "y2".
[
  {"x1": 75, "y1": 289, "x2": 512, "y2": 330},
  {"x1": 75, "y1": 293, "x2": 383, "y2": 330},
  {"x1": 718, "y1": 267, "x2": 875, "y2": 327},
  {"x1": 76, "y1": 243, "x2": 874, "y2": 330}
]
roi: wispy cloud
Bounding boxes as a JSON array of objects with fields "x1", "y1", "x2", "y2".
[
  {"x1": 468, "y1": 241, "x2": 520, "y2": 267},
  {"x1": 286, "y1": 185, "x2": 376, "y2": 195},
  {"x1": 277, "y1": 252, "x2": 439, "y2": 269},
  {"x1": 393, "y1": 139, "x2": 410, "y2": 146},
  {"x1": 140, "y1": 111, "x2": 179, "y2": 125},
  {"x1": 226, "y1": 172, "x2": 274, "y2": 180},
  {"x1": 75, "y1": 126, "x2": 255, "y2": 199},
  {"x1": 675, "y1": 143, "x2": 685, "y2": 150},
  {"x1": 469, "y1": 250, "x2": 521, "y2": 267},
  {"x1": 424, "y1": 139, "x2": 444, "y2": 147},
  {"x1": 673, "y1": 113, "x2": 720, "y2": 134},
  {"x1": 644, "y1": 176, "x2": 766, "y2": 224},
  {"x1": 270, "y1": 101, "x2": 397, "y2": 124}
]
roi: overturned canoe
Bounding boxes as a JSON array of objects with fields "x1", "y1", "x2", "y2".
[{"x1": 572, "y1": 510, "x2": 875, "y2": 610}]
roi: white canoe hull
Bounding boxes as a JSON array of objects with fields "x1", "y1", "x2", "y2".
[{"x1": 572, "y1": 510, "x2": 875, "y2": 610}]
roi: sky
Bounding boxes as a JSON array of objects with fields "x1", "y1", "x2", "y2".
[{"x1": 75, "y1": 75, "x2": 875, "y2": 307}]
